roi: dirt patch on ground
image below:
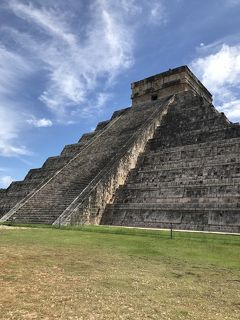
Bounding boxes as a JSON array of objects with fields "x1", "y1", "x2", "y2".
[{"x1": 0, "y1": 225, "x2": 28, "y2": 230}]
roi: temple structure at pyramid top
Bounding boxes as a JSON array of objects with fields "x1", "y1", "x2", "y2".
[
  {"x1": 0, "y1": 66, "x2": 239, "y2": 233},
  {"x1": 131, "y1": 66, "x2": 212, "y2": 106}
]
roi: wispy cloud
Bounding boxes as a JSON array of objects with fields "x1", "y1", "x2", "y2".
[
  {"x1": 0, "y1": 45, "x2": 33, "y2": 96},
  {"x1": 224, "y1": 0, "x2": 240, "y2": 7},
  {"x1": 149, "y1": 1, "x2": 168, "y2": 25},
  {"x1": 8, "y1": 1, "x2": 76, "y2": 45},
  {"x1": 0, "y1": 104, "x2": 31, "y2": 156},
  {"x1": 0, "y1": 46, "x2": 33, "y2": 156},
  {"x1": 26, "y1": 117, "x2": 53, "y2": 128},
  {"x1": 0, "y1": 175, "x2": 13, "y2": 188},
  {"x1": 221, "y1": 99, "x2": 240, "y2": 120},
  {"x1": 0, "y1": 0, "x2": 167, "y2": 159},
  {"x1": 191, "y1": 44, "x2": 240, "y2": 122},
  {"x1": 4, "y1": 0, "x2": 167, "y2": 121},
  {"x1": 95, "y1": 93, "x2": 113, "y2": 109},
  {"x1": 5, "y1": 0, "x2": 135, "y2": 119}
]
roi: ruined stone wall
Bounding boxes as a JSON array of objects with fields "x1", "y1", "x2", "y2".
[{"x1": 131, "y1": 66, "x2": 212, "y2": 107}]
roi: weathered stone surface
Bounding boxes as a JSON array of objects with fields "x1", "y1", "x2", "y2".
[
  {"x1": 0, "y1": 129, "x2": 99, "y2": 218},
  {"x1": 131, "y1": 65, "x2": 212, "y2": 107},
  {"x1": 0, "y1": 65, "x2": 239, "y2": 232},
  {"x1": 101, "y1": 92, "x2": 240, "y2": 232},
  {"x1": 0, "y1": 97, "x2": 173, "y2": 225}
]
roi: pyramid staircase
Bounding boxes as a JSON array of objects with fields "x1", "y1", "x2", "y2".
[
  {"x1": 101, "y1": 92, "x2": 240, "y2": 232},
  {"x1": 0, "y1": 123, "x2": 106, "y2": 218},
  {"x1": 0, "y1": 96, "x2": 172, "y2": 225}
]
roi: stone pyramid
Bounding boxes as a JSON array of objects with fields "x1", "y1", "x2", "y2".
[{"x1": 0, "y1": 66, "x2": 240, "y2": 232}]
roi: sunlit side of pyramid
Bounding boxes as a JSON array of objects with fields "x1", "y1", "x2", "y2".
[{"x1": 0, "y1": 66, "x2": 240, "y2": 233}]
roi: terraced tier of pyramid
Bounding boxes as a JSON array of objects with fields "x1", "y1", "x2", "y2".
[
  {"x1": 0, "y1": 66, "x2": 240, "y2": 232},
  {"x1": 101, "y1": 92, "x2": 240, "y2": 233}
]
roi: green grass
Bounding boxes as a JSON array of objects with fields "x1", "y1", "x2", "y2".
[{"x1": 0, "y1": 225, "x2": 239, "y2": 319}]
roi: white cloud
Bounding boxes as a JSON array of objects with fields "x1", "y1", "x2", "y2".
[
  {"x1": 150, "y1": 2, "x2": 168, "y2": 25},
  {"x1": 113, "y1": 0, "x2": 142, "y2": 14},
  {"x1": 0, "y1": 45, "x2": 33, "y2": 96},
  {"x1": 0, "y1": 45, "x2": 34, "y2": 157},
  {"x1": 5, "y1": 0, "x2": 167, "y2": 120},
  {"x1": 221, "y1": 100, "x2": 240, "y2": 121},
  {"x1": 191, "y1": 44, "x2": 240, "y2": 122},
  {"x1": 0, "y1": 175, "x2": 13, "y2": 188},
  {"x1": 191, "y1": 45, "x2": 240, "y2": 91},
  {"x1": 225, "y1": 0, "x2": 240, "y2": 7},
  {"x1": 6, "y1": 0, "x2": 135, "y2": 119},
  {"x1": 8, "y1": 1, "x2": 76, "y2": 45},
  {"x1": 27, "y1": 118, "x2": 53, "y2": 127},
  {"x1": 95, "y1": 93, "x2": 112, "y2": 109},
  {"x1": 0, "y1": 99, "x2": 28, "y2": 158},
  {"x1": 0, "y1": 0, "x2": 167, "y2": 159}
]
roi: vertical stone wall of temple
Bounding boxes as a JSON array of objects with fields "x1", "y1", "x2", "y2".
[{"x1": 131, "y1": 66, "x2": 212, "y2": 107}]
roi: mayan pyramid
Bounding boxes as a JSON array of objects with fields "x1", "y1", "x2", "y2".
[{"x1": 0, "y1": 66, "x2": 240, "y2": 233}]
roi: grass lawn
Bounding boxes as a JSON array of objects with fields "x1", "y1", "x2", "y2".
[{"x1": 0, "y1": 225, "x2": 239, "y2": 320}]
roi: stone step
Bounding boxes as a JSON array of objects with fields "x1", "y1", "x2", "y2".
[
  {"x1": 115, "y1": 184, "x2": 240, "y2": 201},
  {"x1": 124, "y1": 178, "x2": 240, "y2": 187},
  {"x1": 127, "y1": 169, "x2": 240, "y2": 185},
  {"x1": 148, "y1": 126, "x2": 240, "y2": 151},
  {"x1": 42, "y1": 156, "x2": 71, "y2": 169},
  {"x1": 60, "y1": 143, "x2": 85, "y2": 157},
  {"x1": 114, "y1": 196, "x2": 240, "y2": 205},
  {"x1": 105, "y1": 202, "x2": 240, "y2": 210},
  {"x1": 125, "y1": 177, "x2": 240, "y2": 189},
  {"x1": 142, "y1": 152, "x2": 240, "y2": 168},
  {"x1": 144, "y1": 136, "x2": 240, "y2": 157},
  {"x1": 158, "y1": 115, "x2": 228, "y2": 132},
  {"x1": 78, "y1": 132, "x2": 96, "y2": 144},
  {"x1": 136, "y1": 159, "x2": 240, "y2": 172},
  {"x1": 101, "y1": 207, "x2": 240, "y2": 233}
]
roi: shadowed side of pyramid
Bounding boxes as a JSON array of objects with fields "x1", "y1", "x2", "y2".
[{"x1": 101, "y1": 92, "x2": 240, "y2": 233}]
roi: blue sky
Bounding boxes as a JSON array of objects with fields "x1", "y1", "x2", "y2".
[{"x1": 0, "y1": 0, "x2": 240, "y2": 188}]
